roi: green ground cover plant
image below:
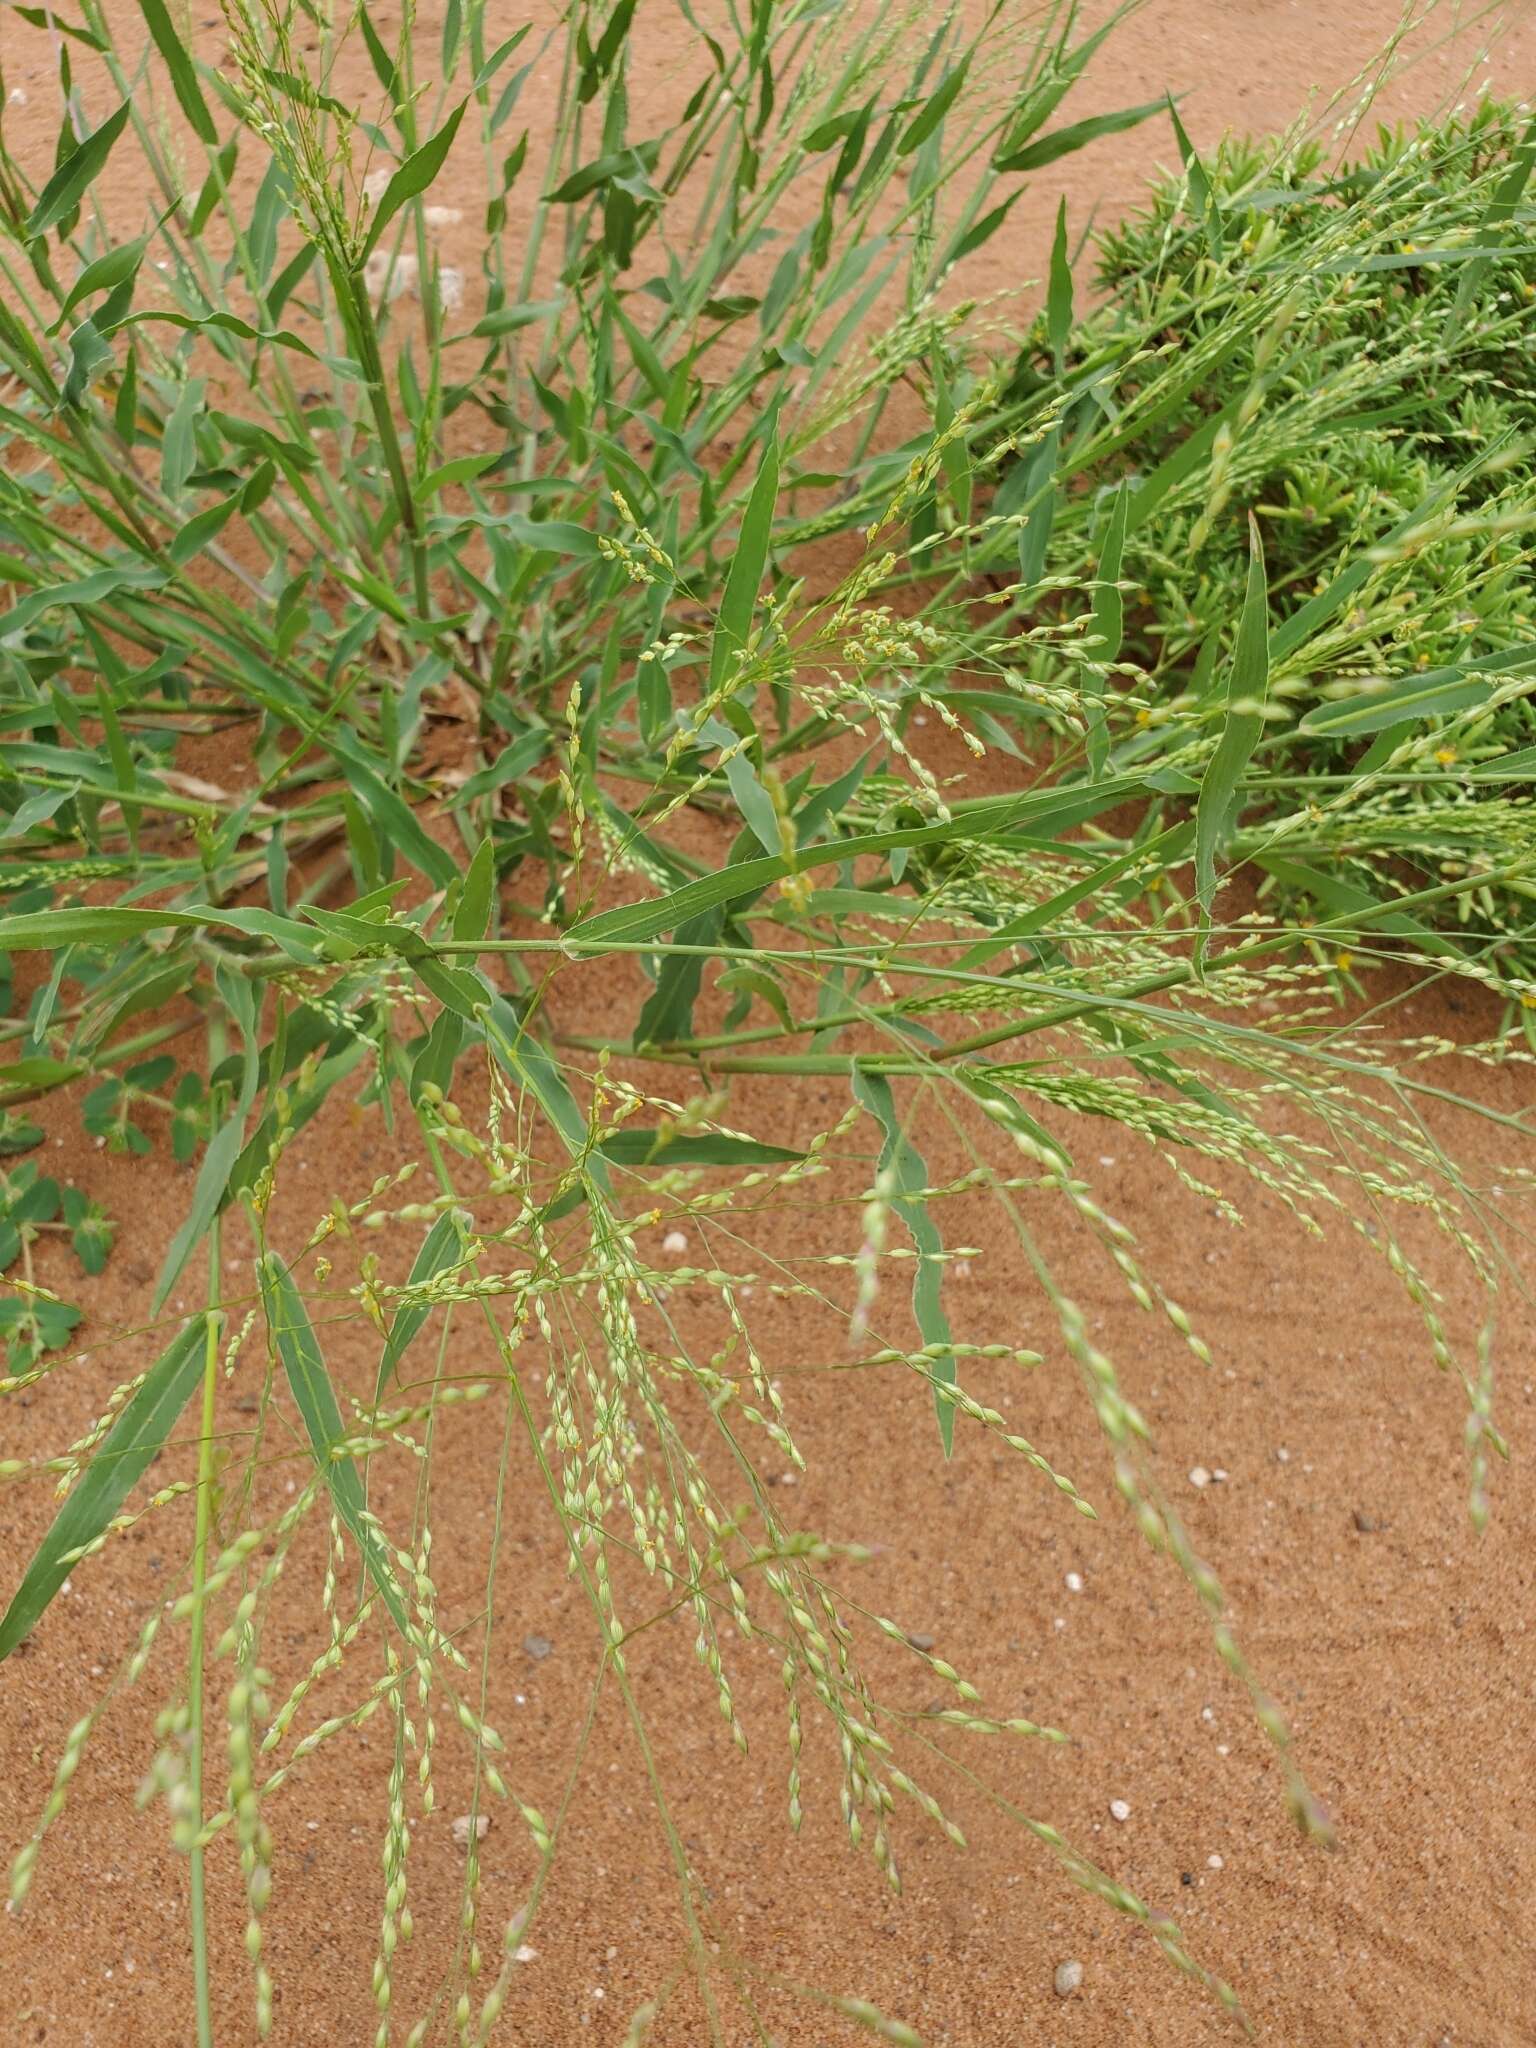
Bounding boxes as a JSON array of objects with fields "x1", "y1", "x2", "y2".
[
  {"x1": 0, "y1": 0, "x2": 1530, "y2": 2039},
  {"x1": 988, "y1": 96, "x2": 1536, "y2": 1022}
]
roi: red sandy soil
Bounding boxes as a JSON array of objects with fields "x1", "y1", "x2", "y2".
[{"x1": 4, "y1": 5, "x2": 1536, "y2": 2046}]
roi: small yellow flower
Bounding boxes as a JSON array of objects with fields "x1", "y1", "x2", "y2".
[
  {"x1": 1334, "y1": 951, "x2": 1354, "y2": 973},
  {"x1": 1434, "y1": 746, "x2": 1458, "y2": 766}
]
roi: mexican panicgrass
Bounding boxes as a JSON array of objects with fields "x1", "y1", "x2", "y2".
[{"x1": 0, "y1": 1, "x2": 1532, "y2": 2041}]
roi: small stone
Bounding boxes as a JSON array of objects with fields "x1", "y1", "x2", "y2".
[
  {"x1": 1064, "y1": 1572, "x2": 1084, "y2": 1594},
  {"x1": 1180, "y1": 1871, "x2": 1194, "y2": 1886},
  {"x1": 1188, "y1": 1466, "x2": 1212, "y2": 1488},
  {"x1": 523, "y1": 1634, "x2": 553, "y2": 1660},
  {"x1": 513, "y1": 1944, "x2": 538, "y2": 1964},
  {"x1": 1207, "y1": 1853, "x2": 1224, "y2": 1870},
  {"x1": 1275, "y1": 1447, "x2": 1291, "y2": 1463},
  {"x1": 1108, "y1": 1798, "x2": 1131, "y2": 1823},
  {"x1": 662, "y1": 1230, "x2": 688, "y2": 1255},
  {"x1": 451, "y1": 1813, "x2": 489, "y2": 1848},
  {"x1": 905, "y1": 1631, "x2": 937, "y2": 1652},
  {"x1": 1212, "y1": 1468, "x2": 1229, "y2": 1483},
  {"x1": 1053, "y1": 1959, "x2": 1084, "y2": 1998},
  {"x1": 1352, "y1": 1510, "x2": 1382, "y2": 1533}
]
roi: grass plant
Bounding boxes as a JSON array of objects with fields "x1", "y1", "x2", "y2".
[{"x1": 0, "y1": 1, "x2": 1531, "y2": 2039}]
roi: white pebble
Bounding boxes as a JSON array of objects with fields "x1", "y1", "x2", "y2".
[
  {"x1": 1108, "y1": 1798, "x2": 1131, "y2": 1823},
  {"x1": 1064, "y1": 1571, "x2": 1084, "y2": 1593},
  {"x1": 1201, "y1": 1706, "x2": 1215, "y2": 1722},
  {"x1": 662, "y1": 1230, "x2": 688, "y2": 1255},
  {"x1": 1207, "y1": 1853, "x2": 1224, "y2": 1870},
  {"x1": 1188, "y1": 1466, "x2": 1212, "y2": 1488},
  {"x1": 436, "y1": 265, "x2": 465, "y2": 313},
  {"x1": 1053, "y1": 1959, "x2": 1084, "y2": 1997},
  {"x1": 1212, "y1": 1467, "x2": 1229, "y2": 1483},
  {"x1": 513, "y1": 1944, "x2": 538, "y2": 1964},
  {"x1": 1056, "y1": 1949, "x2": 1089, "y2": 1998},
  {"x1": 1275, "y1": 1447, "x2": 1291, "y2": 1463},
  {"x1": 451, "y1": 1813, "x2": 489, "y2": 1847}
]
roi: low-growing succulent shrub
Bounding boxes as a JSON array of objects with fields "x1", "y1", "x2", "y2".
[{"x1": 987, "y1": 98, "x2": 1536, "y2": 1021}]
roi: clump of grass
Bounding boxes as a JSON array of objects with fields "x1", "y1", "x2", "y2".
[{"x1": 0, "y1": 4, "x2": 1530, "y2": 2043}]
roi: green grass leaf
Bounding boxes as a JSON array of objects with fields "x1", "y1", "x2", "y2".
[
  {"x1": 0, "y1": 1317, "x2": 205, "y2": 1660},
  {"x1": 566, "y1": 782, "x2": 1145, "y2": 948},
  {"x1": 852, "y1": 1071, "x2": 955, "y2": 1454},
  {"x1": 259, "y1": 1254, "x2": 410, "y2": 1634},
  {"x1": 373, "y1": 1209, "x2": 469, "y2": 1404},
  {"x1": 1085, "y1": 481, "x2": 1128, "y2": 779},
  {"x1": 993, "y1": 97, "x2": 1163, "y2": 175},
  {"x1": 708, "y1": 431, "x2": 779, "y2": 696},
  {"x1": 27, "y1": 101, "x2": 131, "y2": 238},
  {"x1": 1194, "y1": 515, "x2": 1269, "y2": 971},
  {"x1": 359, "y1": 101, "x2": 467, "y2": 262},
  {"x1": 1046, "y1": 197, "x2": 1073, "y2": 368},
  {"x1": 133, "y1": 0, "x2": 218, "y2": 143},
  {"x1": 598, "y1": 1129, "x2": 803, "y2": 1167},
  {"x1": 899, "y1": 58, "x2": 971, "y2": 156},
  {"x1": 1298, "y1": 646, "x2": 1536, "y2": 738}
]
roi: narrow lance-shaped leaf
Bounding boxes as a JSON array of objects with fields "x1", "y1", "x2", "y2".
[
  {"x1": 1085, "y1": 482, "x2": 1128, "y2": 781},
  {"x1": 153, "y1": 967, "x2": 260, "y2": 1311},
  {"x1": 1194, "y1": 515, "x2": 1269, "y2": 972},
  {"x1": 1167, "y1": 96, "x2": 1223, "y2": 257},
  {"x1": 27, "y1": 101, "x2": 131, "y2": 238},
  {"x1": 133, "y1": 0, "x2": 219, "y2": 143},
  {"x1": 598, "y1": 1130, "x2": 803, "y2": 1167},
  {"x1": 359, "y1": 101, "x2": 468, "y2": 261},
  {"x1": 708, "y1": 431, "x2": 779, "y2": 696},
  {"x1": 0, "y1": 1318, "x2": 206, "y2": 1660},
  {"x1": 898, "y1": 57, "x2": 971, "y2": 156},
  {"x1": 1046, "y1": 197, "x2": 1072, "y2": 370},
  {"x1": 259, "y1": 1254, "x2": 410, "y2": 1634},
  {"x1": 852, "y1": 1071, "x2": 956, "y2": 1455},
  {"x1": 373, "y1": 1209, "x2": 469, "y2": 1405},
  {"x1": 993, "y1": 97, "x2": 1164, "y2": 175},
  {"x1": 565, "y1": 778, "x2": 1149, "y2": 948}
]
